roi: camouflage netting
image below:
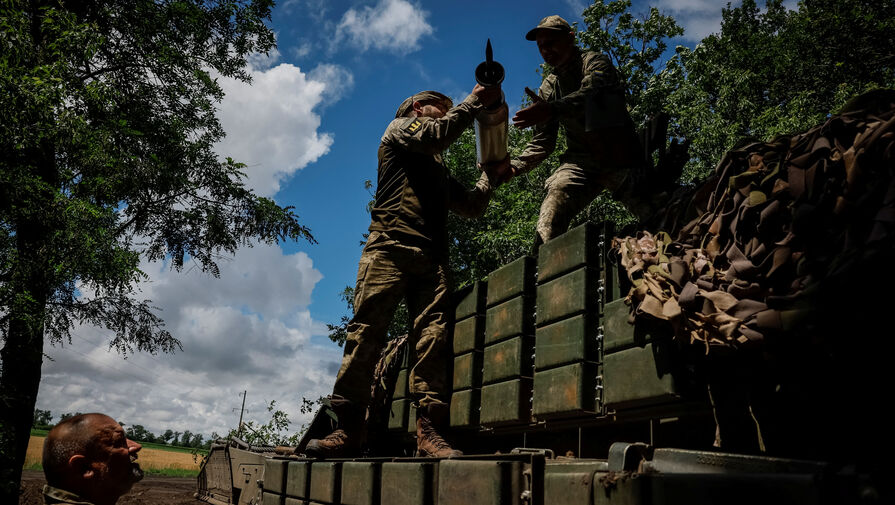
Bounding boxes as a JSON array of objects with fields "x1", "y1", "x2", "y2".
[{"x1": 614, "y1": 89, "x2": 895, "y2": 354}]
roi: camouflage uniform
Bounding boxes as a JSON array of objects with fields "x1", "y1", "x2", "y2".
[
  {"x1": 43, "y1": 485, "x2": 95, "y2": 505},
  {"x1": 512, "y1": 48, "x2": 635, "y2": 243},
  {"x1": 333, "y1": 92, "x2": 497, "y2": 410}
]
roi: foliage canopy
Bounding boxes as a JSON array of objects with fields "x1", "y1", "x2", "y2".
[{"x1": 0, "y1": 0, "x2": 313, "y2": 497}]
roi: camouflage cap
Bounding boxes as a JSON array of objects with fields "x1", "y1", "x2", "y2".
[
  {"x1": 525, "y1": 15, "x2": 573, "y2": 41},
  {"x1": 394, "y1": 90, "x2": 453, "y2": 118}
]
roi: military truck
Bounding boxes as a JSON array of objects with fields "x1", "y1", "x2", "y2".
[{"x1": 196, "y1": 91, "x2": 894, "y2": 504}]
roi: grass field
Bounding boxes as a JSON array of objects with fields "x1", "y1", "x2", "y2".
[{"x1": 24, "y1": 435, "x2": 203, "y2": 477}]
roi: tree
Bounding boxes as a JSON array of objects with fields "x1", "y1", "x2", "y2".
[
  {"x1": 124, "y1": 424, "x2": 156, "y2": 444},
  {"x1": 667, "y1": 0, "x2": 895, "y2": 182},
  {"x1": 0, "y1": 1, "x2": 314, "y2": 497},
  {"x1": 32, "y1": 409, "x2": 52, "y2": 428},
  {"x1": 229, "y1": 400, "x2": 301, "y2": 447},
  {"x1": 160, "y1": 429, "x2": 175, "y2": 445}
]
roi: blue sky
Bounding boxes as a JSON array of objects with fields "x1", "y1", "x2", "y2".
[{"x1": 36, "y1": 0, "x2": 746, "y2": 439}]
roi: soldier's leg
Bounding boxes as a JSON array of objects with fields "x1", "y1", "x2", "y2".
[
  {"x1": 331, "y1": 246, "x2": 408, "y2": 408},
  {"x1": 308, "y1": 244, "x2": 410, "y2": 458},
  {"x1": 405, "y1": 260, "x2": 451, "y2": 409},
  {"x1": 405, "y1": 259, "x2": 461, "y2": 457},
  {"x1": 536, "y1": 164, "x2": 606, "y2": 243}
]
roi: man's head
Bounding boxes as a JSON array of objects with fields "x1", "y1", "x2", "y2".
[
  {"x1": 525, "y1": 15, "x2": 577, "y2": 68},
  {"x1": 395, "y1": 90, "x2": 453, "y2": 119},
  {"x1": 42, "y1": 413, "x2": 144, "y2": 505}
]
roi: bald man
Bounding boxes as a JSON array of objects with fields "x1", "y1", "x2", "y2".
[{"x1": 41, "y1": 413, "x2": 144, "y2": 505}]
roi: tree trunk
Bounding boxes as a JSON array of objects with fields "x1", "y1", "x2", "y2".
[{"x1": 0, "y1": 305, "x2": 47, "y2": 502}]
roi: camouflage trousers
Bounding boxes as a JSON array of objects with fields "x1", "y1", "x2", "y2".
[
  {"x1": 536, "y1": 162, "x2": 628, "y2": 243},
  {"x1": 332, "y1": 231, "x2": 451, "y2": 410}
]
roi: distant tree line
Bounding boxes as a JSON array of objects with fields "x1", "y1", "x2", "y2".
[{"x1": 32, "y1": 409, "x2": 217, "y2": 450}]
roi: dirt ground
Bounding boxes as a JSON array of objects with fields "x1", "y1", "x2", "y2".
[{"x1": 19, "y1": 469, "x2": 204, "y2": 505}]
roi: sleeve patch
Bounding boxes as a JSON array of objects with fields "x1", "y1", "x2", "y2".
[{"x1": 405, "y1": 118, "x2": 422, "y2": 133}]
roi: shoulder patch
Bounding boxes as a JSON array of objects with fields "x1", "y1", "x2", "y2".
[{"x1": 405, "y1": 118, "x2": 423, "y2": 133}]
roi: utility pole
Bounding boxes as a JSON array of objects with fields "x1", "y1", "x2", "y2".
[{"x1": 237, "y1": 390, "x2": 247, "y2": 437}]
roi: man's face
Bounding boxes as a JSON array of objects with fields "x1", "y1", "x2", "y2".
[
  {"x1": 86, "y1": 417, "x2": 144, "y2": 497},
  {"x1": 536, "y1": 30, "x2": 576, "y2": 67},
  {"x1": 417, "y1": 101, "x2": 449, "y2": 119}
]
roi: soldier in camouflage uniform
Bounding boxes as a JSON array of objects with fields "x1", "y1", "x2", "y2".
[
  {"x1": 511, "y1": 15, "x2": 642, "y2": 246},
  {"x1": 306, "y1": 85, "x2": 507, "y2": 459},
  {"x1": 41, "y1": 413, "x2": 144, "y2": 505}
]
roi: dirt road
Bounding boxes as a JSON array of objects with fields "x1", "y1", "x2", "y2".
[{"x1": 19, "y1": 469, "x2": 204, "y2": 505}]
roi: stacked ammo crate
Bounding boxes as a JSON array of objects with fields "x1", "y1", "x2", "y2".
[
  {"x1": 449, "y1": 281, "x2": 486, "y2": 428},
  {"x1": 479, "y1": 256, "x2": 537, "y2": 425},
  {"x1": 532, "y1": 223, "x2": 606, "y2": 419},
  {"x1": 388, "y1": 349, "x2": 418, "y2": 437}
]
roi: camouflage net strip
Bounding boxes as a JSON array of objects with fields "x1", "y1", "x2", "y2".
[{"x1": 614, "y1": 90, "x2": 895, "y2": 353}]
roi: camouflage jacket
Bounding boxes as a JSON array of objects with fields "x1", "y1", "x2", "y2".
[
  {"x1": 512, "y1": 49, "x2": 628, "y2": 174},
  {"x1": 43, "y1": 485, "x2": 96, "y2": 505},
  {"x1": 369, "y1": 94, "x2": 498, "y2": 254}
]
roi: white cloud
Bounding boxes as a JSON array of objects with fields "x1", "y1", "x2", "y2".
[
  {"x1": 335, "y1": 0, "x2": 434, "y2": 55},
  {"x1": 36, "y1": 243, "x2": 343, "y2": 439},
  {"x1": 309, "y1": 63, "x2": 356, "y2": 105},
  {"x1": 215, "y1": 60, "x2": 353, "y2": 197}
]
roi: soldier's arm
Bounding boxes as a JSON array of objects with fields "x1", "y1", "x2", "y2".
[
  {"x1": 387, "y1": 95, "x2": 483, "y2": 155},
  {"x1": 448, "y1": 158, "x2": 509, "y2": 218},
  {"x1": 511, "y1": 84, "x2": 559, "y2": 176},
  {"x1": 550, "y1": 53, "x2": 622, "y2": 117}
]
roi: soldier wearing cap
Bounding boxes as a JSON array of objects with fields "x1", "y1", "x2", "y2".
[
  {"x1": 306, "y1": 84, "x2": 507, "y2": 459},
  {"x1": 511, "y1": 15, "x2": 642, "y2": 247}
]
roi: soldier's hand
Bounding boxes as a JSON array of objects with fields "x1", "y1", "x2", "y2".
[
  {"x1": 480, "y1": 155, "x2": 512, "y2": 184},
  {"x1": 512, "y1": 87, "x2": 553, "y2": 129},
  {"x1": 472, "y1": 83, "x2": 502, "y2": 108}
]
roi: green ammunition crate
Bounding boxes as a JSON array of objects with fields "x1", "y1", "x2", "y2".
[
  {"x1": 380, "y1": 462, "x2": 437, "y2": 505},
  {"x1": 450, "y1": 388, "x2": 480, "y2": 428},
  {"x1": 452, "y1": 315, "x2": 484, "y2": 354},
  {"x1": 482, "y1": 336, "x2": 533, "y2": 384},
  {"x1": 388, "y1": 398, "x2": 410, "y2": 431},
  {"x1": 538, "y1": 222, "x2": 603, "y2": 283},
  {"x1": 536, "y1": 267, "x2": 601, "y2": 326},
  {"x1": 480, "y1": 378, "x2": 533, "y2": 425},
  {"x1": 601, "y1": 298, "x2": 673, "y2": 355},
  {"x1": 285, "y1": 461, "x2": 311, "y2": 499},
  {"x1": 341, "y1": 462, "x2": 380, "y2": 505},
  {"x1": 394, "y1": 368, "x2": 409, "y2": 399},
  {"x1": 262, "y1": 492, "x2": 283, "y2": 505},
  {"x1": 534, "y1": 313, "x2": 600, "y2": 370},
  {"x1": 309, "y1": 462, "x2": 341, "y2": 504},
  {"x1": 485, "y1": 256, "x2": 536, "y2": 307},
  {"x1": 453, "y1": 351, "x2": 483, "y2": 390},
  {"x1": 263, "y1": 459, "x2": 289, "y2": 494},
  {"x1": 544, "y1": 460, "x2": 608, "y2": 505},
  {"x1": 602, "y1": 342, "x2": 678, "y2": 410},
  {"x1": 485, "y1": 295, "x2": 534, "y2": 345},
  {"x1": 436, "y1": 459, "x2": 524, "y2": 505},
  {"x1": 532, "y1": 362, "x2": 598, "y2": 418},
  {"x1": 455, "y1": 281, "x2": 486, "y2": 320}
]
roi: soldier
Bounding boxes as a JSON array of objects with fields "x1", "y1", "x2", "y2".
[
  {"x1": 511, "y1": 15, "x2": 644, "y2": 247},
  {"x1": 306, "y1": 85, "x2": 507, "y2": 458},
  {"x1": 41, "y1": 413, "x2": 144, "y2": 505}
]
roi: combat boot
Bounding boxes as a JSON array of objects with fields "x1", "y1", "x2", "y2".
[
  {"x1": 416, "y1": 403, "x2": 462, "y2": 458},
  {"x1": 305, "y1": 397, "x2": 365, "y2": 458}
]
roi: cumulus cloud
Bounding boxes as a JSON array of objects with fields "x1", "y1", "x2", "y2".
[
  {"x1": 36, "y1": 244, "x2": 343, "y2": 438},
  {"x1": 335, "y1": 0, "x2": 434, "y2": 55},
  {"x1": 215, "y1": 60, "x2": 353, "y2": 197}
]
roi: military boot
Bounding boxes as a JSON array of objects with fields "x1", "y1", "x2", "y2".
[
  {"x1": 416, "y1": 403, "x2": 462, "y2": 458},
  {"x1": 305, "y1": 397, "x2": 365, "y2": 458}
]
